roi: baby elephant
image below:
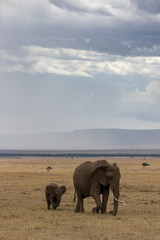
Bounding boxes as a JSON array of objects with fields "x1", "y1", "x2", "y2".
[{"x1": 45, "y1": 183, "x2": 66, "y2": 210}]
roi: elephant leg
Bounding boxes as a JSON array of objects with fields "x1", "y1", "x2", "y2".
[
  {"x1": 49, "y1": 197, "x2": 56, "y2": 210},
  {"x1": 75, "y1": 200, "x2": 80, "y2": 212},
  {"x1": 46, "y1": 193, "x2": 51, "y2": 209},
  {"x1": 52, "y1": 205, "x2": 56, "y2": 210},
  {"x1": 79, "y1": 196, "x2": 84, "y2": 213},
  {"x1": 101, "y1": 185, "x2": 109, "y2": 214},
  {"x1": 91, "y1": 194, "x2": 102, "y2": 214},
  {"x1": 75, "y1": 195, "x2": 84, "y2": 213},
  {"x1": 47, "y1": 200, "x2": 50, "y2": 210}
]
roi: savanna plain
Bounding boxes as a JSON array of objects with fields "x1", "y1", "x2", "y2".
[{"x1": 0, "y1": 156, "x2": 159, "y2": 240}]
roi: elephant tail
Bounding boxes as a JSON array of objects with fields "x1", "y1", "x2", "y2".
[{"x1": 73, "y1": 190, "x2": 76, "y2": 203}]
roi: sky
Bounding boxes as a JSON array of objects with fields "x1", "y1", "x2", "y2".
[{"x1": 1, "y1": 0, "x2": 160, "y2": 135}]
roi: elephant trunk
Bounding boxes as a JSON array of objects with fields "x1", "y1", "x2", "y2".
[{"x1": 111, "y1": 185, "x2": 119, "y2": 215}]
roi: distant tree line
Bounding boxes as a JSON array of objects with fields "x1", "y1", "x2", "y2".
[{"x1": 0, "y1": 152, "x2": 160, "y2": 158}]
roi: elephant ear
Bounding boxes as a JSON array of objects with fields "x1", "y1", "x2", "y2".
[
  {"x1": 89, "y1": 160, "x2": 110, "y2": 176},
  {"x1": 112, "y1": 163, "x2": 117, "y2": 167},
  {"x1": 60, "y1": 185, "x2": 66, "y2": 195}
]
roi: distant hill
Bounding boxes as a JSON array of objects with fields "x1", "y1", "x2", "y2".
[{"x1": 0, "y1": 129, "x2": 160, "y2": 150}]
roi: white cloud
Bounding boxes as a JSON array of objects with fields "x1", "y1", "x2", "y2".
[
  {"x1": 1, "y1": 46, "x2": 160, "y2": 79},
  {"x1": 0, "y1": 50, "x2": 19, "y2": 61},
  {"x1": 1, "y1": 0, "x2": 160, "y2": 29},
  {"x1": 0, "y1": 64, "x2": 25, "y2": 73},
  {"x1": 121, "y1": 80, "x2": 160, "y2": 121}
]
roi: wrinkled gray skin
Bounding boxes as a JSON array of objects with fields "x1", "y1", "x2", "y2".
[
  {"x1": 45, "y1": 183, "x2": 66, "y2": 210},
  {"x1": 73, "y1": 160, "x2": 121, "y2": 215}
]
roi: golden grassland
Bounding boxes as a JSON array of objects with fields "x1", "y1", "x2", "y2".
[{"x1": 0, "y1": 156, "x2": 160, "y2": 240}]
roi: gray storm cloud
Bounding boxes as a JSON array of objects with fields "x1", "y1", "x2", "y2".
[{"x1": 0, "y1": 0, "x2": 160, "y2": 134}]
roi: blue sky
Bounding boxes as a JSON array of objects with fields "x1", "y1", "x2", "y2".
[{"x1": 0, "y1": 0, "x2": 160, "y2": 134}]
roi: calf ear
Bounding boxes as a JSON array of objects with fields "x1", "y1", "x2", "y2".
[{"x1": 60, "y1": 185, "x2": 66, "y2": 195}]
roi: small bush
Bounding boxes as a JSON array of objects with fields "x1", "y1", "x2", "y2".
[{"x1": 142, "y1": 162, "x2": 150, "y2": 169}]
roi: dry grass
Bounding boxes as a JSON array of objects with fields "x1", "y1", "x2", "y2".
[{"x1": 0, "y1": 156, "x2": 160, "y2": 240}]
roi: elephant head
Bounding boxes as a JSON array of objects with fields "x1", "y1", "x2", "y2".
[
  {"x1": 45, "y1": 183, "x2": 66, "y2": 210},
  {"x1": 53, "y1": 185, "x2": 66, "y2": 208},
  {"x1": 89, "y1": 160, "x2": 121, "y2": 215}
]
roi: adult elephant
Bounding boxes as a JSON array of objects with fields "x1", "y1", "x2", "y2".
[{"x1": 73, "y1": 160, "x2": 121, "y2": 215}]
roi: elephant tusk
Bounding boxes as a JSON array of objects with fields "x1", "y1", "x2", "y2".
[{"x1": 114, "y1": 195, "x2": 126, "y2": 207}]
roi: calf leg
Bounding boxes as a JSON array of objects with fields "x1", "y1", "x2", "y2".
[
  {"x1": 49, "y1": 197, "x2": 56, "y2": 210},
  {"x1": 47, "y1": 200, "x2": 50, "y2": 209},
  {"x1": 46, "y1": 193, "x2": 51, "y2": 210}
]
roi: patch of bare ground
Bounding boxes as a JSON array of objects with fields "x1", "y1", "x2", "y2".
[{"x1": 0, "y1": 156, "x2": 159, "y2": 240}]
